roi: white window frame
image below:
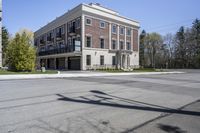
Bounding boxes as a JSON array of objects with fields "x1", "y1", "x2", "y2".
[
  {"x1": 112, "y1": 24, "x2": 117, "y2": 34},
  {"x1": 99, "y1": 21, "x2": 105, "y2": 28},
  {"x1": 86, "y1": 35, "x2": 92, "y2": 47},
  {"x1": 86, "y1": 55, "x2": 91, "y2": 66},
  {"x1": 112, "y1": 39, "x2": 116, "y2": 49},
  {"x1": 120, "y1": 27, "x2": 124, "y2": 35},
  {"x1": 127, "y1": 28, "x2": 131, "y2": 36},
  {"x1": 126, "y1": 41, "x2": 131, "y2": 50},
  {"x1": 86, "y1": 18, "x2": 92, "y2": 26},
  {"x1": 100, "y1": 55, "x2": 104, "y2": 66},
  {"x1": 100, "y1": 37, "x2": 105, "y2": 49},
  {"x1": 120, "y1": 40, "x2": 124, "y2": 50}
]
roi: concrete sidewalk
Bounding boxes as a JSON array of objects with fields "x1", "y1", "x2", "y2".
[{"x1": 0, "y1": 71, "x2": 184, "y2": 80}]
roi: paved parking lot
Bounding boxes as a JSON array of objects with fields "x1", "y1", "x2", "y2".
[{"x1": 0, "y1": 71, "x2": 200, "y2": 133}]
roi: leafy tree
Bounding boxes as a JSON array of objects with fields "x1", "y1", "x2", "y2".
[
  {"x1": 163, "y1": 33, "x2": 175, "y2": 68},
  {"x1": 144, "y1": 32, "x2": 163, "y2": 68},
  {"x1": 2, "y1": 26, "x2": 9, "y2": 66},
  {"x1": 6, "y1": 30, "x2": 36, "y2": 71}
]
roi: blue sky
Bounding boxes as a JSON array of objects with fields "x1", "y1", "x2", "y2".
[{"x1": 3, "y1": 0, "x2": 200, "y2": 36}]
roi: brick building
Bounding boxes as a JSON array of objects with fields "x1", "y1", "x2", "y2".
[{"x1": 34, "y1": 3, "x2": 140, "y2": 70}]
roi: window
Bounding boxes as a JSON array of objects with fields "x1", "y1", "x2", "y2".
[
  {"x1": 86, "y1": 36, "x2": 92, "y2": 47},
  {"x1": 76, "y1": 18, "x2": 81, "y2": 29},
  {"x1": 56, "y1": 27, "x2": 62, "y2": 38},
  {"x1": 112, "y1": 24, "x2": 117, "y2": 34},
  {"x1": 100, "y1": 21, "x2": 105, "y2": 28},
  {"x1": 86, "y1": 55, "x2": 91, "y2": 66},
  {"x1": 120, "y1": 41, "x2": 124, "y2": 50},
  {"x1": 120, "y1": 27, "x2": 124, "y2": 35},
  {"x1": 127, "y1": 42, "x2": 131, "y2": 50},
  {"x1": 100, "y1": 38, "x2": 104, "y2": 48},
  {"x1": 127, "y1": 28, "x2": 131, "y2": 36},
  {"x1": 112, "y1": 56, "x2": 116, "y2": 66},
  {"x1": 112, "y1": 40, "x2": 116, "y2": 49},
  {"x1": 100, "y1": 55, "x2": 104, "y2": 66},
  {"x1": 86, "y1": 18, "x2": 92, "y2": 25}
]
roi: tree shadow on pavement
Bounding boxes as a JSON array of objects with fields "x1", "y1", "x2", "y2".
[
  {"x1": 56, "y1": 90, "x2": 200, "y2": 117},
  {"x1": 157, "y1": 123, "x2": 187, "y2": 133}
]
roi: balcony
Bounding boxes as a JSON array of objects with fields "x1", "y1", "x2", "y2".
[
  {"x1": 68, "y1": 26, "x2": 76, "y2": 36},
  {"x1": 56, "y1": 32, "x2": 62, "y2": 40},
  {"x1": 47, "y1": 37, "x2": 54, "y2": 43},
  {"x1": 38, "y1": 44, "x2": 80, "y2": 56},
  {"x1": 38, "y1": 47, "x2": 68, "y2": 56},
  {"x1": 40, "y1": 40, "x2": 45, "y2": 45}
]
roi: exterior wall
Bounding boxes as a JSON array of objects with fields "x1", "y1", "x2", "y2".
[
  {"x1": 82, "y1": 49, "x2": 139, "y2": 70},
  {"x1": 132, "y1": 29, "x2": 139, "y2": 51},
  {"x1": 85, "y1": 16, "x2": 109, "y2": 49},
  {"x1": 82, "y1": 49, "x2": 116, "y2": 70},
  {"x1": 130, "y1": 51, "x2": 139, "y2": 67}
]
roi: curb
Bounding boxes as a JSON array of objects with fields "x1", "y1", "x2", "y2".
[{"x1": 0, "y1": 71, "x2": 184, "y2": 81}]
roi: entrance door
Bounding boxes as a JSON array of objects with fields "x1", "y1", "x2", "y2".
[{"x1": 68, "y1": 56, "x2": 81, "y2": 70}]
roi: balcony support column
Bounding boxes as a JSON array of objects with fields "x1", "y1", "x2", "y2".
[{"x1": 54, "y1": 58, "x2": 57, "y2": 70}]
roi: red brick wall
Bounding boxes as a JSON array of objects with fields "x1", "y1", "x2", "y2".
[
  {"x1": 85, "y1": 17, "x2": 109, "y2": 49},
  {"x1": 132, "y1": 29, "x2": 138, "y2": 51}
]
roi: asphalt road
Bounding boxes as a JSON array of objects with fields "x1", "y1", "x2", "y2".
[{"x1": 0, "y1": 71, "x2": 200, "y2": 133}]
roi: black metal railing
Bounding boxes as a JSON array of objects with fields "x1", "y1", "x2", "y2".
[{"x1": 38, "y1": 45, "x2": 80, "y2": 56}]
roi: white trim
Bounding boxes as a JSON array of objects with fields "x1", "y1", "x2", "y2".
[
  {"x1": 82, "y1": 4, "x2": 139, "y2": 26},
  {"x1": 120, "y1": 26, "x2": 125, "y2": 35},
  {"x1": 131, "y1": 29, "x2": 133, "y2": 51},
  {"x1": 117, "y1": 25, "x2": 119, "y2": 50},
  {"x1": 99, "y1": 37, "x2": 105, "y2": 49},
  {"x1": 126, "y1": 28, "x2": 131, "y2": 36},
  {"x1": 85, "y1": 35, "x2": 92, "y2": 48},
  {"x1": 111, "y1": 24, "x2": 117, "y2": 34},
  {"x1": 83, "y1": 47, "x2": 109, "y2": 51},
  {"x1": 99, "y1": 20, "x2": 105, "y2": 28},
  {"x1": 84, "y1": 14, "x2": 137, "y2": 30},
  {"x1": 124, "y1": 26, "x2": 127, "y2": 50},
  {"x1": 111, "y1": 39, "x2": 117, "y2": 50},
  {"x1": 109, "y1": 22, "x2": 111, "y2": 50},
  {"x1": 81, "y1": 15, "x2": 85, "y2": 48},
  {"x1": 85, "y1": 17, "x2": 92, "y2": 26}
]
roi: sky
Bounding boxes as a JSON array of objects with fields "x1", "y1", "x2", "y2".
[{"x1": 3, "y1": 0, "x2": 200, "y2": 36}]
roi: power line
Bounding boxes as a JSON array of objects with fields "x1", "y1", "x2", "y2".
[
  {"x1": 149, "y1": 23, "x2": 193, "y2": 33},
  {"x1": 144, "y1": 18, "x2": 195, "y2": 31}
]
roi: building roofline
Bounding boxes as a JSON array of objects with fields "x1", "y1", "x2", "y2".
[
  {"x1": 35, "y1": 3, "x2": 139, "y2": 35},
  {"x1": 82, "y1": 3, "x2": 139, "y2": 24}
]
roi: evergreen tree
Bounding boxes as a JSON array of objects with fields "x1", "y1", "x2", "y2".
[
  {"x1": 174, "y1": 26, "x2": 186, "y2": 68},
  {"x1": 139, "y1": 30, "x2": 146, "y2": 67},
  {"x1": 2, "y1": 26, "x2": 9, "y2": 65}
]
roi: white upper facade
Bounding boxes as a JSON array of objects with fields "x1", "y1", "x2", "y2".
[{"x1": 34, "y1": 3, "x2": 140, "y2": 38}]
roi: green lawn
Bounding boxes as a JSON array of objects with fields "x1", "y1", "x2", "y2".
[
  {"x1": 96, "y1": 68, "x2": 165, "y2": 73},
  {"x1": 0, "y1": 69, "x2": 58, "y2": 75}
]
